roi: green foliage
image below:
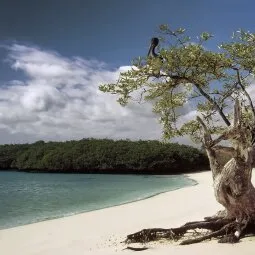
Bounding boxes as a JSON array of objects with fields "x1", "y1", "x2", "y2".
[
  {"x1": 0, "y1": 139, "x2": 208, "y2": 174},
  {"x1": 0, "y1": 144, "x2": 29, "y2": 169},
  {"x1": 99, "y1": 26, "x2": 255, "y2": 142}
]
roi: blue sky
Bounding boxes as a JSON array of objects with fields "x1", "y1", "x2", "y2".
[
  {"x1": 0, "y1": 0, "x2": 255, "y2": 144},
  {"x1": 2, "y1": 0, "x2": 254, "y2": 78}
]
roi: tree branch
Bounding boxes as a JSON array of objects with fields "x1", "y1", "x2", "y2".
[
  {"x1": 156, "y1": 72, "x2": 231, "y2": 127},
  {"x1": 235, "y1": 69, "x2": 255, "y2": 119},
  {"x1": 194, "y1": 85, "x2": 231, "y2": 126}
]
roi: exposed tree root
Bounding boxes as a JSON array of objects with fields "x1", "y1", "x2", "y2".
[{"x1": 125, "y1": 217, "x2": 255, "y2": 246}]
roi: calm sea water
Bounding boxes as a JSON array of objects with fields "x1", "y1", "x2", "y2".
[{"x1": 0, "y1": 171, "x2": 196, "y2": 229}]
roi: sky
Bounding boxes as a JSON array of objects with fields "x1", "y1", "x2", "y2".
[{"x1": 0, "y1": 0, "x2": 255, "y2": 144}]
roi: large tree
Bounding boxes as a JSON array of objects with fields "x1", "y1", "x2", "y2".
[{"x1": 99, "y1": 25, "x2": 255, "y2": 245}]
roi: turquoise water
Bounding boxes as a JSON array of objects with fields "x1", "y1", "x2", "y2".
[{"x1": 0, "y1": 171, "x2": 196, "y2": 229}]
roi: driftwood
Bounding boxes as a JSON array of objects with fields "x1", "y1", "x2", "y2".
[
  {"x1": 125, "y1": 99, "x2": 255, "y2": 246},
  {"x1": 123, "y1": 247, "x2": 149, "y2": 251}
]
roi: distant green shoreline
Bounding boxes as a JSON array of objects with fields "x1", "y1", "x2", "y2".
[{"x1": 0, "y1": 139, "x2": 209, "y2": 174}]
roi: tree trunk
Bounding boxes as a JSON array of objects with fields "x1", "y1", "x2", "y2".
[
  {"x1": 198, "y1": 100, "x2": 255, "y2": 222},
  {"x1": 125, "y1": 100, "x2": 255, "y2": 246}
]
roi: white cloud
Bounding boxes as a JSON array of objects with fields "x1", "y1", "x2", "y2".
[
  {"x1": 0, "y1": 44, "x2": 156, "y2": 143},
  {"x1": 5, "y1": 43, "x2": 255, "y2": 147},
  {"x1": 0, "y1": 44, "x2": 197, "y2": 145}
]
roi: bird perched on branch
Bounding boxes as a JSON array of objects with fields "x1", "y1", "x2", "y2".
[
  {"x1": 147, "y1": 37, "x2": 167, "y2": 79},
  {"x1": 147, "y1": 37, "x2": 160, "y2": 58}
]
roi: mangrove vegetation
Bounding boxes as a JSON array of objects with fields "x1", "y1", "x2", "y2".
[{"x1": 0, "y1": 139, "x2": 208, "y2": 174}]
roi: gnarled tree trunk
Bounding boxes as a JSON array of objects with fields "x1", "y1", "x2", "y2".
[
  {"x1": 125, "y1": 100, "x2": 255, "y2": 246},
  {"x1": 200, "y1": 100, "x2": 255, "y2": 223}
]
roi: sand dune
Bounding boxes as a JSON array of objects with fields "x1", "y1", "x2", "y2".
[{"x1": 1, "y1": 171, "x2": 255, "y2": 255}]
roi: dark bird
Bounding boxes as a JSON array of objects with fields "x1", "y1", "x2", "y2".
[
  {"x1": 147, "y1": 37, "x2": 160, "y2": 58},
  {"x1": 147, "y1": 37, "x2": 165, "y2": 78}
]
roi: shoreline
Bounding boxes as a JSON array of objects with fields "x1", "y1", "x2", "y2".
[
  {"x1": 0, "y1": 174, "x2": 197, "y2": 231},
  {"x1": 1, "y1": 171, "x2": 255, "y2": 255},
  {"x1": 0, "y1": 168, "x2": 209, "y2": 175}
]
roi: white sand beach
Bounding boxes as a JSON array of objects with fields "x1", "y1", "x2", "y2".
[{"x1": 1, "y1": 171, "x2": 255, "y2": 255}]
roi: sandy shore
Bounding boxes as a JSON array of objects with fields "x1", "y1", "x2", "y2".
[{"x1": 1, "y1": 171, "x2": 255, "y2": 255}]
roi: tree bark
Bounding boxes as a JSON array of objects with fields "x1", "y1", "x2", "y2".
[
  {"x1": 197, "y1": 99, "x2": 255, "y2": 222},
  {"x1": 125, "y1": 99, "x2": 255, "y2": 246}
]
